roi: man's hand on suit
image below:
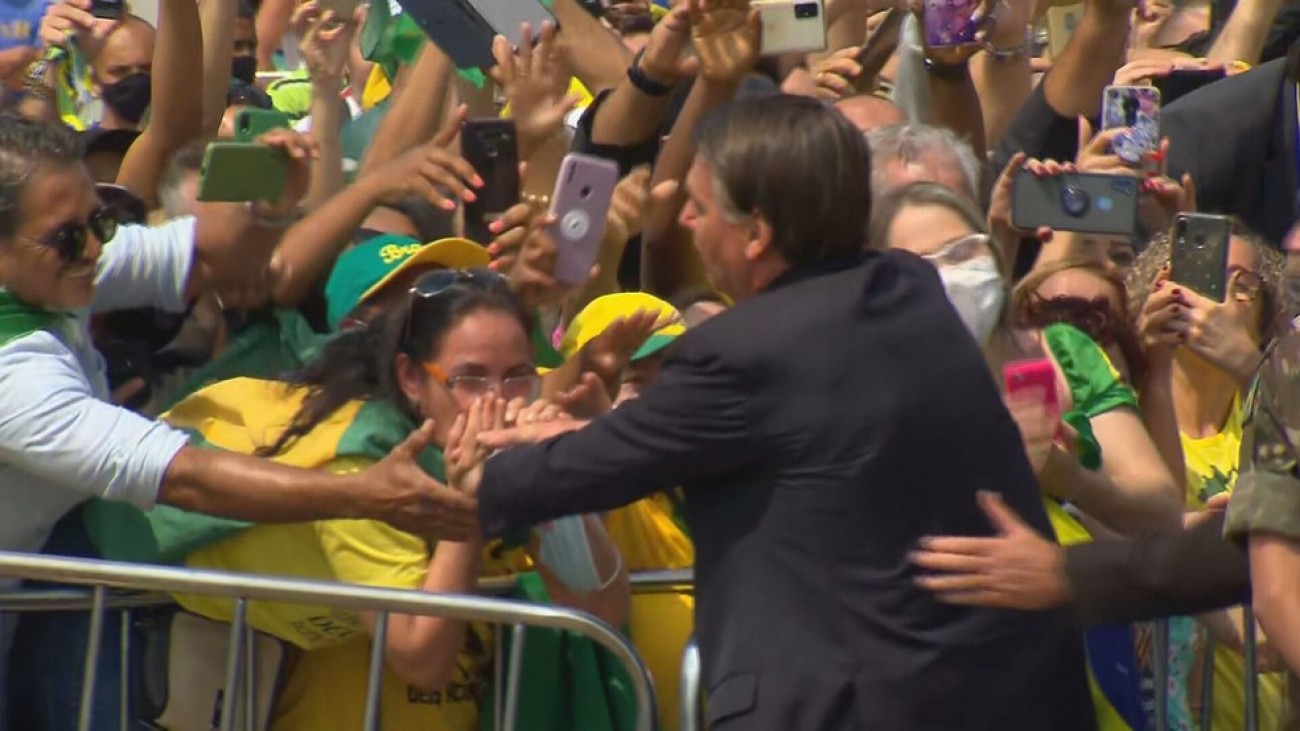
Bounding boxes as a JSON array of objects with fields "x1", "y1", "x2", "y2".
[{"x1": 911, "y1": 491, "x2": 1072, "y2": 610}]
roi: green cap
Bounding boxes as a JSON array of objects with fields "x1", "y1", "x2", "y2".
[{"x1": 323, "y1": 234, "x2": 489, "y2": 331}]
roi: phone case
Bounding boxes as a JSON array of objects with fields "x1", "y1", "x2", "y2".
[
  {"x1": 753, "y1": 0, "x2": 827, "y2": 56},
  {"x1": 1010, "y1": 169, "x2": 1139, "y2": 236},
  {"x1": 548, "y1": 154, "x2": 619, "y2": 286},
  {"x1": 1003, "y1": 359, "x2": 1059, "y2": 416},
  {"x1": 316, "y1": 0, "x2": 361, "y2": 21},
  {"x1": 461, "y1": 120, "x2": 520, "y2": 239},
  {"x1": 400, "y1": 0, "x2": 555, "y2": 68},
  {"x1": 1045, "y1": 4, "x2": 1082, "y2": 59},
  {"x1": 1101, "y1": 85, "x2": 1161, "y2": 164},
  {"x1": 233, "y1": 109, "x2": 291, "y2": 143},
  {"x1": 196, "y1": 142, "x2": 288, "y2": 203},
  {"x1": 923, "y1": 0, "x2": 980, "y2": 48},
  {"x1": 1169, "y1": 213, "x2": 1231, "y2": 302}
]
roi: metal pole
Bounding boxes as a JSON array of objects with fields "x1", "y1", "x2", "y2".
[
  {"x1": 363, "y1": 611, "x2": 388, "y2": 731},
  {"x1": 493, "y1": 623, "x2": 504, "y2": 731},
  {"x1": 1199, "y1": 633, "x2": 1216, "y2": 731},
  {"x1": 77, "y1": 585, "x2": 108, "y2": 731},
  {"x1": 1244, "y1": 605, "x2": 1259, "y2": 731},
  {"x1": 219, "y1": 598, "x2": 248, "y2": 731},
  {"x1": 503, "y1": 624, "x2": 526, "y2": 731},
  {"x1": 679, "y1": 636, "x2": 702, "y2": 731},
  {"x1": 243, "y1": 627, "x2": 258, "y2": 731},
  {"x1": 120, "y1": 609, "x2": 131, "y2": 731},
  {"x1": 1154, "y1": 620, "x2": 1169, "y2": 731},
  {"x1": 0, "y1": 551, "x2": 657, "y2": 731}
]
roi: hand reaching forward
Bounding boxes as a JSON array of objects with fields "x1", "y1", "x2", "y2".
[
  {"x1": 362, "y1": 419, "x2": 480, "y2": 539},
  {"x1": 490, "y1": 22, "x2": 580, "y2": 159}
]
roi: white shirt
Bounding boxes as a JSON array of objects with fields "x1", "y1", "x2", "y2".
[{"x1": 0, "y1": 217, "x2": 197, "y2": 561}]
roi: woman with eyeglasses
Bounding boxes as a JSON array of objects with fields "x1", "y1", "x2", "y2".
[
  {"x1": 1125, "y1": 229, "x2": 1289, "y2": 731},
  {"x1": 165, "y1": 269, "x2": 628, "y2": 730},
  {"x1": 868, "y1": 182, "x2": 1008, "y2": 347}
]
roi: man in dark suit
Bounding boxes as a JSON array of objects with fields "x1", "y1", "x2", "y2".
[{"x1": 455, "y1": 95, "x2": 1094, "y2": 730}]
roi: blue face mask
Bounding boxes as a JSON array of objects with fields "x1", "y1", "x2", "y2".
[{"x1": 536, "y1": 515, "x2": 604, "y2": 594}]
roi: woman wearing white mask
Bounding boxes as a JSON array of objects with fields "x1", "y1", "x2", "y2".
[{"x1": 868, "y1": 182, "x2": 1007, "y2": 346}]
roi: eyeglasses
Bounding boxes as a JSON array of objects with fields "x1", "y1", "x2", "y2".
[
  {"x1": 403, "y1": 268, "x2": 508, "y2": 347},
  {"x1": 423, "y1": 362, "x2": 542, "y2": 402},
  {"x1": 21, "y1": 207, "x2": 117, "y2": 264},
  {"x1": 920, "y1": 233, "x2": 993, "y2": 268}
]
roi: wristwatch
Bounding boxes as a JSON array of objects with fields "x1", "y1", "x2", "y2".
[{"x1": 627, "y1": 49, "x2": 673, "y2": 97}]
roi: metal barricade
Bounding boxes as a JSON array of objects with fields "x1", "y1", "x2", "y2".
[
  {"x1": 1193, "y1": 607, "x2": 1264, "y2": 731},
  {"x1": 0, "y1": 550, "x2": 657, "y2": 731}
]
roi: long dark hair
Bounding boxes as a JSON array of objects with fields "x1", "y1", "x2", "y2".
[{"x1": 260, "y1": 277, "x2": 531, "y2": 457}]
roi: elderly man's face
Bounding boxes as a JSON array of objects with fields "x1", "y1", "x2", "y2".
[{"x1": 874, "y1": 150, "x2": 973, "y2": 202}]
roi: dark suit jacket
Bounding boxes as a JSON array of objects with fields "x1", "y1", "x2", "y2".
[
  {"x1": 1163, "y1": 57, "x2": 1298, "y2": 245},
  {"x1": 478, "y1": 251, "x2": 1094, "y2": 730},
  {"x1": 1064, "y1": 513, "x2": 1251, "y2": 627}
]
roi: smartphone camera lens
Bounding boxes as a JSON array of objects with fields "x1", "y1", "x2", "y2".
[
  {"x1": 794, "y1": 2, "x2": 819, "y2": 18},
  {"x1": 579, "y1": 185, "x2": 592, "y2": 199},
  {"x1": 1060, "y1": 186, "x2": 1091, "y2": 218}
]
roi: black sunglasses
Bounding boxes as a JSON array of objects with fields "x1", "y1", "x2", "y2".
[
  {"x1": 30, "y1": 208, "x2": 118, "y2": 264},
  {"x1": 402, "y1": 268, "x2": 507, "y2": 347}
]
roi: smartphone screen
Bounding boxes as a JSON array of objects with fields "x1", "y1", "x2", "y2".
[
  {"x1": 923, "y1": 0, "x2": 980, "y2": 48},
  {"x1": 1003, "y1": 359, "x2": 1060, "y2": 420},
  {"x1": 1101, "y1": 86, "x2": 1161, "y2": 165},
  {"x1": 1169, "y1": 213, "x2": 1231, "y2": 302}
]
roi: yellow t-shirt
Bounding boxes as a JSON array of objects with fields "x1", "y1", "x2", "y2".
[
  {"x1": 603, "y1": 493, "x2": 694, "y2": 731},
  {"x1": 177, "y1": 456, "x2": 521, "y2": 731},
  {"x1": 1180, "y1": 400, "x2": 1286, "y2": 731}
]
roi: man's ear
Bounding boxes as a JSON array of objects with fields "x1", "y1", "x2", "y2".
[{"x1": 743, "y1": 213, "x2": 774, "y2": 262}]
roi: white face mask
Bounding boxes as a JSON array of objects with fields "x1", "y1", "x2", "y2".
[
  {"x1": 536, "y1": 515, "x2": 604, "y2": 594},
  {"x1": 938, "y1": 255, "x2": 1004, "y2": 345}
]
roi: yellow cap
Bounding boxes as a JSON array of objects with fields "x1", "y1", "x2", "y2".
[{"x1": 561, "y1": 292, "x2": 685, "y2": 362}]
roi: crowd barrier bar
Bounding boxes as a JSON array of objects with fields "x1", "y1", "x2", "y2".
[
  {"x1": 0, "y1": 550, "x2": 658, "y2": 731},
  {"x1": 1192, "y1": 607, "x2": 1265, "y2": 731},
  {"x1": 679, "y1": 635, "x2": 702, "y2": 731}
]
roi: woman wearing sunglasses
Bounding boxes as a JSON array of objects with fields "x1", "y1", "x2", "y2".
[
  {"x1": 166, "y1": 269, "x2": 627, "y2": 730},
  {"x1": 1125, "y1": 228, "x2": 1289, "y2": 731}
]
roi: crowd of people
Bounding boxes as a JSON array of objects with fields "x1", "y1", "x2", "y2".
[{"x1": 2, "y1": 0, "x2": 1300, "y2": 726}]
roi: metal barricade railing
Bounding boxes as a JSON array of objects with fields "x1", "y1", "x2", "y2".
[{"x1": 0, "y1": 550, "x2": 658, "y2": 731}]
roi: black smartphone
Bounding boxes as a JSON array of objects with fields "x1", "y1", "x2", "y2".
[
  {"x1": 1169, "y1": 212, "x2": 1232, "y2": 302},
  {"x1": 461, "y1": 119, "x2": 520, "y2": 241},
  {"x1": 1151, "y1": 68, "x2": 1227, "y2": 105},
  {"x1": 91, "y1": 0, "x2": 125, "y2": 20},
  {"x1": 1011, "y1": 170, "x2": 1139, "y2": 236}
]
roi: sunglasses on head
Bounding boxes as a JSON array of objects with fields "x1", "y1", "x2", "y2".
[
  {"x1": 402, "y1": 268, "x2": 508, "y2": 347},
  {"x1": 25, "y1": 208, "x2": 118, "y2": 264}
]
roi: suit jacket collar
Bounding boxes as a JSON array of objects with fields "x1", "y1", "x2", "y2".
[{"x1": 763, "y1": 251, "x2": 873, "y2": 294}]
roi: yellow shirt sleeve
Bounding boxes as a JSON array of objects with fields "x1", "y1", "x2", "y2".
[{"x1": 314, "y1": 456, "x2": 430, "y2": 591}]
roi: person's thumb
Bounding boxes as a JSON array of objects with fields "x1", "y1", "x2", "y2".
[
  {"x1": 398, "y1": 418, "x2": 438, "y2": 458},
  {"x1": 978, "y1": 490, "x2": 1028, "y2": 536},
  {"x1": 650, "y1": 180, "x2": 679, "y2": 204},
  {"x1": 1205, "y1": 492, "x2": 1230, "y2": 511}
]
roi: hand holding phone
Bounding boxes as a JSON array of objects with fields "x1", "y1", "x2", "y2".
[
  {"x1": 548, "y1": 154, "x2": 619, "y2": 286},
  {"x1": 1011, "y1": 169, "x2": 1139, "y2": 236},
  {"x1": 922, "y1": 0, "x2": 981, "y2": 48},
  {"x1": 1101, "y1": 85, "x2": 1161, "y2": 166},
  {"x1": 1003, "y1": 359, "x2": 1064, "y2": 455},
  {"x1": 196, "y1": 142, "x2": 289, "y2": 203},
  {"x1": 1169, "y1": 212, "x2": 1232, "y2": 302},
  {"x1": 461, "y1": 119, "x2": 520, "y2": 242}
]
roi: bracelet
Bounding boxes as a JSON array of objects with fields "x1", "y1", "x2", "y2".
[
  {"x1": 245, "y1": 201, "x2": 296, "y2": 229},
  {"x1": 923, "y1": 56, "x2": 970, "y2": 82},
  {"x1": 627, "y1": 48, "x2": 673, "y2": 97},
  {"x1": 984, "y1": 26, "x2": 1033, "y2": 62}
]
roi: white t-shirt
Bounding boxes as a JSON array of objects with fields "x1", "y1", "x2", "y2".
[{"x1": 0, "y1": 217, "x2": 197, "y2": 559}]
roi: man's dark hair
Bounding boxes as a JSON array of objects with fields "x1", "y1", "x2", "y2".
[
  {"x1": 158, "y1": 139, "x2": 208, "y2": 219},
  {"x1": 692, "y1": 94, "x2": 872, "y2": 267},
  {"x1": 0, "y1": 114, "x2": 83, "y2": 238}
]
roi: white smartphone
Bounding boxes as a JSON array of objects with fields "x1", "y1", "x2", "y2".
[
  {"x1": 548, "y1": 154, "x2": 619, "y2": 287},
  {"x1": 752, "y1": 0, "x2": 827, "y2": 56}
]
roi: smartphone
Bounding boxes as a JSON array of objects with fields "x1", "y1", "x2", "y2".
[
  {"x1": 90, "y1": 0, "x2": 124, "y2": 20},
  {"x1": 233, "y1": 108, "x2": 291, "y2": 143},
  {"x1": 1011, "y1": 169, "x2": 1139, "y2": 236},
  {"x1": 1169, "y1": 213, "x2": 1232, "y2": 302},
  {"x1": 1003, "y1": 359, "x2": 1060, "y2": 418},
  {"x1": 547, "y1": 154, "x2": 619, "y2": 286},
  {"x1": 196, "y1": 142, "x2": 288, "y2": 204},
  {"x1": 1045, "y1": 4, "x2": 1082, "y2": 59},
  {"x1": 317, "y1": 0, "x2": 361, "y2": 22},
  {"x1": 852, "y1": 8, "x2": 903, "y2": 93},
  {"x1": 923, "y1": 0, "x2": 980, "y2": 48},
  {"x1": 752, "y1": 0, "x2": 827, "y2": 56},
  {"x1": 1151, "y1": 68, "x2": 1226, "y2": 105},
  {"x1": 461, "y1": 119, "x2": 520, "y2": 240},
  {"x1": 1101, "y1": 85, "x2": 1161, "y2": 165}
]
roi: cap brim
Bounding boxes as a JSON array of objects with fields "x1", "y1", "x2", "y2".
[
  {"x1": 632, "y1": 332, "x2": 679, "y2": 361},
  {"x1": 358, "y1": 238, "x2": 490, "y2": 305}
]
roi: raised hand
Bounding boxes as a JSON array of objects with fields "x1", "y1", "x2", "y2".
[
  {"x1": 809, "y1": 46, "x2": 863, "y2": 101},
  {"x1": 254, "y1": 127, "x2": 318, "y2": 216},
  {"x1": 295, "y1": 1, "x2": 356, "y2": 85},
  {"x1": 580, "y1": 309, "x2": 680, "y2": 389},
  {"x1": 490, "y1": 22, "x2": 580, "y2": 159},
  {"x1": 371, "y1": 118, "x2": 483, "y2": 212},
  {"x1": 607, "y1": 167, "x2": 652, "y2": 244},
  {"x1": 556, "y1": 371, "x2": 615, "y2": 420},
  {"x1": 486, "y1": 202, "x2": 576, "y2": 309},
  {"x1": 639, "y1": 3, "x2": 696, "y2": 86},
  {"x1": 688, "y1": 0, "x2": 761, "y2": 84},
  {"x1": 363, "y1": 419, "x2": 480, "y2": 539},
  {"x1": 39, "y1": 0, "x2": 117, "y2": 58}
]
